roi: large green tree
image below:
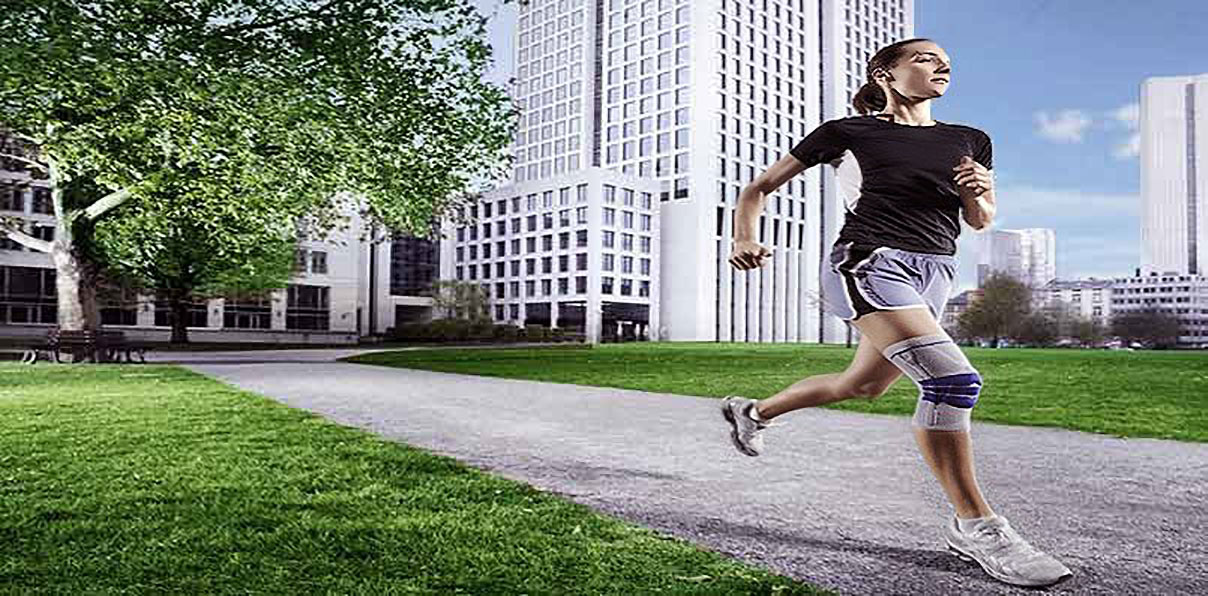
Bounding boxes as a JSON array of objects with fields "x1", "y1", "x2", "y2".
[{"x1": 0, "y1": 0, "x2": 519, "y2": 332}]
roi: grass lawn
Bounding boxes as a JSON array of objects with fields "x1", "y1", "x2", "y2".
[
  {"x1": 0, "y1": 363, "x2": 824, "y2": 595},
  {"x1": 345, "y1": 342, "x2": 1208, "y2": 443}
]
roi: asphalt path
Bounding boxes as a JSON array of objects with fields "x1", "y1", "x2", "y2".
[{"x1": 150, "y1": 349, "x2": 1208, "y2": 595}]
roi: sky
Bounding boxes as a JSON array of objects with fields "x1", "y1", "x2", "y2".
[{"x1": 471, "y1": 0, "x2": 1208, "y2": 294}]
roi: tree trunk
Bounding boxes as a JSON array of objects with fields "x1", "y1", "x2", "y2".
[
  {"x1": 169, "y1": 292, "x2": 190, "y2": 344},
  {"x1": 50, "y1": 240, "x2": 94, "y2": 331}
]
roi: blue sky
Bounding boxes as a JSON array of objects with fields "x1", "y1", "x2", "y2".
[{"x1": 472, "y1": 0, "x2": 1207, "y2": 293}]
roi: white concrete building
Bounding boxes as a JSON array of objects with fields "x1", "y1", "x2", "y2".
[
  {"x1": 977, "y1": 228, "x2": 1056, "y2": 290},
  {"x1": 1141, "y1": 73, "x2": 1208, "y2": 277},
  {"x1": 1037, "y1": 278, "x2": 1115, "y2": 328},
  {"x1": 1110, "y1": 269, "x2": 1208, "y2": 347},
  {"x1": 443, "y1": 171, "x2": 662, "y2": 342},
  {"x1": 1, "y1": 155, "x2": 437, "y2": 343},
  {"x1": 489, "y1": 0, "x2": 915, "y2": 343}
]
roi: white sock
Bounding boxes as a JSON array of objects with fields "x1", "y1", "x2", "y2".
[
  {"x1": 957, "y1": 514, "x2": 995, "y2": 533},
  {"x1": 746, "y1": 403, "x2": 769, "y2": 423}
]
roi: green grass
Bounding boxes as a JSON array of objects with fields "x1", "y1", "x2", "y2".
[
  {"x1": 345, "y1": 342, "x2": 1208, "y2": 443},
  {"x1": 0, "y1": 363, "x2": 825, "y2": 595}
]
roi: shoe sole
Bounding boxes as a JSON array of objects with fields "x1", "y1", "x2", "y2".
[
  {"x1": 720, "y1": 400, "x2": 759, "y2": 457},
  {"x1": 945, "y1": 539, "x2": 1073, "y2": 588}
]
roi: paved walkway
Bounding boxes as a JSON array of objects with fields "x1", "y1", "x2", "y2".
[{"x1": 149, "y1": 349, "x2": 1208, "y2": 595}]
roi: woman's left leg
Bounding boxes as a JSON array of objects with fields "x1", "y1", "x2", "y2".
[{"x1": 849, "y1": 306, "x2": 993, "y2": 519}]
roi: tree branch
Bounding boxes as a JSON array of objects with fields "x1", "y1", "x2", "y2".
[
  {"x1": 83, "y1": 187, "x2": 135, "y2": 220},
  {"x1": 212, "y1": 0, "x2": 350, "y2": 36},
  {"x1": 3, "y1": 227, "x2": 53, "y2": 253},
  {"x1": 0, "y1": 153, "x2": 47, "y2": 172}
]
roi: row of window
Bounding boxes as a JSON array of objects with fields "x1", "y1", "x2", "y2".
[
  {"x1": 457, "y1": 252, "x2": 654, "y2": 276},
  {"x1": 0, "y1": 265, "x2": 333, "y2": 330},
  {"x1": 294, "y1": 249, "x2": 328, "y2": 275},
  {"x1": 457, "y1": 231, "x2": 654, "y2": 263},
  {"x1": 463, "y1": 276, "x2": 653, "y2": 302},
  {"x1": 0, "y1": 186, "x2": 53, "y2": 214}
]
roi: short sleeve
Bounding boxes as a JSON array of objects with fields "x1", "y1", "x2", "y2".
[
  {"x1": 789, "y1": 120, "x2": 847, "y2": 168},
  {"x1": 974, "y1": 131, "x2": 993, "y2": 170}
]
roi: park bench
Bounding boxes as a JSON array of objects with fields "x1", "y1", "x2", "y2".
[{"x1": 24, "y1": 328, "x2": 151, "y2": 364}]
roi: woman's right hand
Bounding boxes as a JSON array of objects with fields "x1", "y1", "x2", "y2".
[{"x1": 729, "y1": 239, "x2": 773, "y2": 270}]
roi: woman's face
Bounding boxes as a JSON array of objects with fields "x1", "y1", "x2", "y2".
[{"x1": 877, "y1": 42, "x2": 952, "y2": 101}]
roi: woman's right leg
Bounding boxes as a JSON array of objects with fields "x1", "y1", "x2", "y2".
[{"x1": 755, "y1": 331, "x2": 904, "y2": 419}]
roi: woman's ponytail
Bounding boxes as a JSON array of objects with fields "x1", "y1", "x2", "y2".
[{"x1": 851, "y1": 80, "x2": 887, "y2": 115}]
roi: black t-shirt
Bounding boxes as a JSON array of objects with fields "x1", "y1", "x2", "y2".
[{"x1": 790, "y1": 114, "x2": 992, "y2": 256}]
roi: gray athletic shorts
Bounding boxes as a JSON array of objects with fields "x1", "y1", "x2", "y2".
[{"x1": 821, "y1": 241, "x2": 958, "y2": 322}]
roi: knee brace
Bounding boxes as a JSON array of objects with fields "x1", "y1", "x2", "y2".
[{"x1": 881, "y1": 333, "x2": 982, "y2": 432}]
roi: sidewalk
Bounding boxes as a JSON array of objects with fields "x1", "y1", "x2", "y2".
[{"x1": 156, "y1": 349, "x2": 1208, "y2": 595}]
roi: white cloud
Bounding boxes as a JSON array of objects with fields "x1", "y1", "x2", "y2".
[
  {"x1": 1111, "y1": 102, "x2": 1140, "y2": 129},
  {"x1": 1109, "y1": 102, "x2": 1141, "y2": 160},
  {"x1": 1034, "y1": 109, "x2": 1093, "y2": 143},
  {"x1": 1114, "y1": 132, "x2": 1141, "y2": 160}
]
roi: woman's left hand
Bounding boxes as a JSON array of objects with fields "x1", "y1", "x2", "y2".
[{"x1": 953, "y1": 155, "x2": 993, "y2": 198}]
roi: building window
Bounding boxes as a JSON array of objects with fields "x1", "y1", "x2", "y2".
[
  {"x1": 310, "y1": 251, "x2": 328, "y2": 275},
  {"x1": 603, "y1": 254, "x2": 614, "y2": 271},
  {"x1": 0, "y1": 185, "x2": 23, "y2": 212},
  {"x1": 602, "y1": 276, "x2": 614, "y2": 294},
  {"x1": 287, "y1": 284, "x2": 329, "y2": 330},
  {"x1": 576, "y1": 276, "x2": 587, "y2": 294},
  {"x1": 31, "y1": 188, "x2": 52, "y2": 214},
  {"x1": 576, "y1": 206, "x2": 588, "y2": 224},
  {"x1": 620, "y1": 279, "x2": 632, "y2": 296},
  {"x1": 224, "y1": 293, "x2": 272, "y2": 329},
  {"x1": 576, "y1": 229, "x2": 588, "y2": 247},
  {"x1": 154, "y1": 298, "x2": 209, "y2": 328},
  {"x1": 294, "y1": 249, "x2": 309, "y2": 273},
  {"x1": 0, "y1": 265, "x2": 56, "y2": 324},
  {"x1": 603, "y1": 231, "x2": 615, "y2": 248},
  {"x1": 576, "y1": 253, "x2": 587, "y2": 271}
]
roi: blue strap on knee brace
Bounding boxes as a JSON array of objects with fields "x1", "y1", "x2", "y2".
[{"x1": 920, "y1": 373, "x2": 982, "y2": 409}]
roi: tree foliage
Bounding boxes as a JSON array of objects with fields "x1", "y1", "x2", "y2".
[{"x1": 0, "y1": 0, "x2": 522, "y2": 332}]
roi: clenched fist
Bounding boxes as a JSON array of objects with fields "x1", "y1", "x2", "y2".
[
  {"x1": 953, "y1": 155, "x2": 993, "y2": 199},
  {"x1": 729, "y1": 239, "x2": 773, "y2": 270}
]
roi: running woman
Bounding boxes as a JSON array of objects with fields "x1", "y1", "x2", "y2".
[{"x1": 719, "y1": 38, "x2": 1073, "y2": 588}]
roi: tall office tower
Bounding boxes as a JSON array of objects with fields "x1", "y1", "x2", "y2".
[
  {"x1": 460, "y1": 0, "x2": 914, "y2": 344},
  {"x1": 1141, "y1": 73, "x2": 1208, "y2": 276},
  {"x1": 977, "y1": 228, "x2": 1056, "y2": 291},
  {"x1": 817, "y1": 0, "x2": 915, "y2": 343}
]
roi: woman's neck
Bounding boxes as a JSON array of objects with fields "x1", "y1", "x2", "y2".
[{"x1": 874, "y1": 105, "x2": 935, "y2": 126}]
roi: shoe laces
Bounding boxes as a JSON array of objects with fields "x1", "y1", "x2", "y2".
[{"x1": 973, "y1": 519, "x2": 1045, "y2": 562}]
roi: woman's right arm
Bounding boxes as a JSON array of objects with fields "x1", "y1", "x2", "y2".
[
  {"x1": 730, "y1": 120, "x2": 844, "y2": 270},
  {"x1": 730, "y1": 155, "x2": 806, "y2": 269}
]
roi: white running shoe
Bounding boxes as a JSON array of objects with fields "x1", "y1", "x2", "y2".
[
  {"x1": 944, "y1": 515, "x2": 1073, "y2": 587},
  {"x1": 720, "y1": 396, "x2": 772, "y2": 456}
]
